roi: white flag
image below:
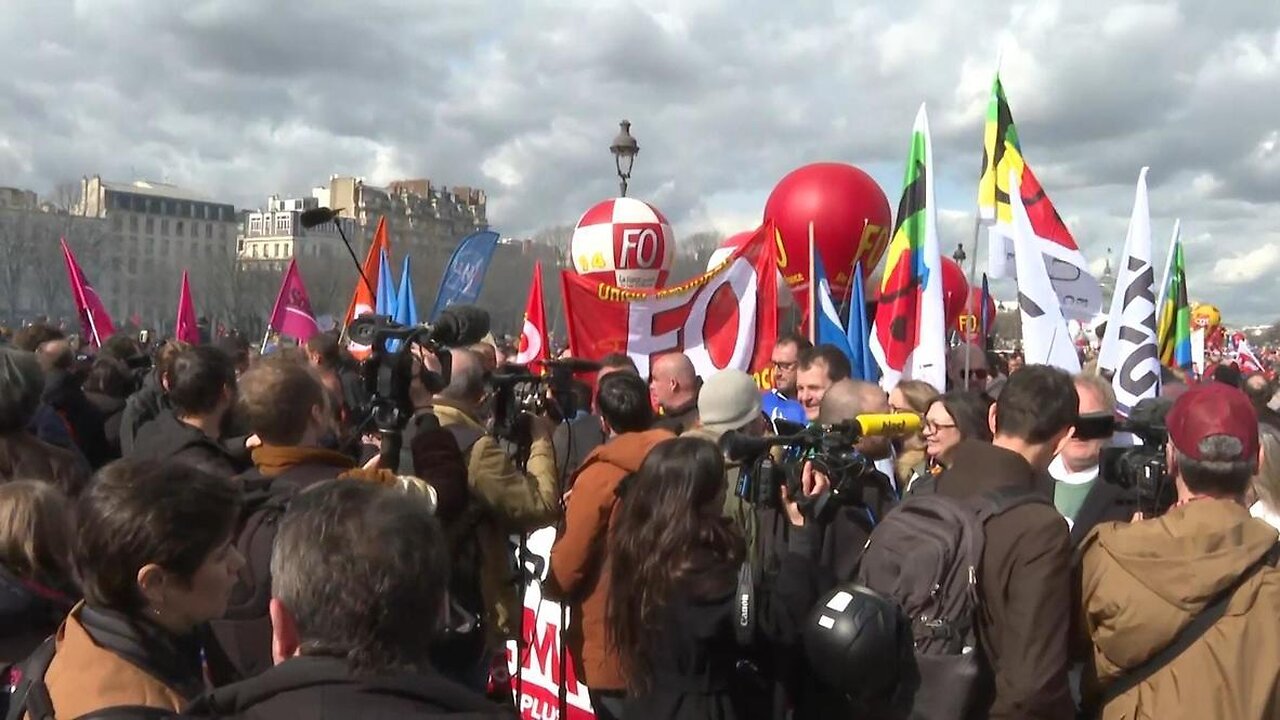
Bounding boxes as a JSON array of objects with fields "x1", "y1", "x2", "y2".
[
  {"x1": 1098, "y1": 168, "x2": 1160, "y2": 415},
  {"x1": 910, "y1": 104, "x2": 948, "y2": 393},
  {"x1": 1010, "y1": 170, "x2": 1080, "y2": 374}
]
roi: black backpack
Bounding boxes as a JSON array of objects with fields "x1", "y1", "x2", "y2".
[
  {"x1": 855, "y1": 486, "x2": 1046, "y2": 720},
  {"x1": 205, "y1": 471, "x2": 302, "y2": 683},
  {"x1": 2, "y1": 636, "x2": 175, "y2": 720}
]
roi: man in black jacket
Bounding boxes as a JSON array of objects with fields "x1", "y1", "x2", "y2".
[
  {"x1": 13, "y1": 325, "x2": 111, "y2": 469},
  {"x1": 128, "y1": 346, "x2": 246, "y2": 477},
  {"x1": 183, "y1": 480, "x2": 507, "y2": 719}
]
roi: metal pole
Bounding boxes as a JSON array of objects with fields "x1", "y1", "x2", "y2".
[{"x1": 963, "y1": 217, "x2": 982, "y2": 386}]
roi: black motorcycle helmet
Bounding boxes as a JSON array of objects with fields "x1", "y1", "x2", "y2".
[{"x1": 803, "y1": 583, "x2": 908, "y2": 702}]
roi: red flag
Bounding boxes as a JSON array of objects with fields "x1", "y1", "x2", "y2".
[
  {"x1": 175, "y1": 271, "x2": 200, "y2": 344},
  {"x1": 344, "y1": 217, "x2": 388, "y2": 327},
  {"x1": 268, "y1": 259, "x2": 320, "y2": 343},
  {"x1": 514, "y1": 262, "x2": 549, "y2": 369},
  {"x1": 59, "y1": 238, "x2": 115, "y2": 348},
  {"x1": 562, "y1": 222, "x2": 778, "y2": 383},
  {"x1": 343, "y1": 217, "x2": 389, "y2": 359}
]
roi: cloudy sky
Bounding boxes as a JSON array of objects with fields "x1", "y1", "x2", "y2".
[{"x1": 1, "y1": 0, "x2": 1277, "y2": 322}]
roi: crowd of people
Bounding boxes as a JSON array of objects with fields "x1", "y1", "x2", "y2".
[{"x1": 0, "y1": 317, "x2": 1277, "y2": 720}]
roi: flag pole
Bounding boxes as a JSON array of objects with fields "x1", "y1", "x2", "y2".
[
  {"x1": 963, "y1": 216, "x2": 982, "y2": 383},
  {"x1": 1154, "y1": 218, "x2": 1180, "y2": 319},
  {"x1": 807, "y1": 221, "x2": 817, "y2": 345}
]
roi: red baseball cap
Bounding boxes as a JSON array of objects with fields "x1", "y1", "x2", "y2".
[{"x1": 1166, "y1": 382, "x2": 1259, "y2": 461}]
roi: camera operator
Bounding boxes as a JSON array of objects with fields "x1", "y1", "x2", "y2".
[
  {"x1": 1079, "y1": 383, "x2": 1280, "y2": 719},
  {"x1": 431, "y1": 347, "x2": 560, "y2": 653},
  {"x1": 1051, "y1": 374, "x2": 1130, "y2": 544}
]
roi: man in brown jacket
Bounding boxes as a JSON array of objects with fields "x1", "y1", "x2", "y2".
[
  {"x1": 935, "y1": 365, "x2": 1078, "y2": 719},
  {"x1": 1081, "y1": 382, "x2": 1280, "y2": 719},
  {"x1": 432, "y1": 348, "x2": 560, "y2": 649},
  {"x1": 548, "y1": 371, "x2": 672, "y2": 720}
]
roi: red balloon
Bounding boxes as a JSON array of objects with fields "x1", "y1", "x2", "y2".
[
  {"x1": 953, "y1": 286, "x2": 997, "y2": 341},
  {"x1": 764, "y1": 162, "x2": 892, "y2": 306},
  {"x1": 940, "y1": 258, "x2": 970, "y2": 328}
]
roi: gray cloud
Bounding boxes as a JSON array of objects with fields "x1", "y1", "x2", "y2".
[{"x1": 0, "y1": 0, "x2": 1277, "y2": 322}]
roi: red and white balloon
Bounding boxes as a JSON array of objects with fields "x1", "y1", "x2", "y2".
[{"x1": 570, "y1": 197, "x2": 674, "y2": 290}]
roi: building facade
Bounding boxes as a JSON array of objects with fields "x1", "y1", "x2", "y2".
[
  {"x1": 74, "y1": 176, "x2": 238, "y2": 326},
  {"x1": 238, "y1": 193, "x2": 358, "y2": 270},
  {"x1": 0, "y1": 186, "x2": 109, "y2": 324},
  {"x1": 320, "y1": 175, "x2": 487, "y2": 252}
]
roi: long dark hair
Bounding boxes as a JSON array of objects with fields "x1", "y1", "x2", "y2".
[
  {"x1": 606, "y1": 437, "x2": 745, "y2": 694},
  {"x1": 937, "y1": 390, "x2": 994, "y2": 443}
]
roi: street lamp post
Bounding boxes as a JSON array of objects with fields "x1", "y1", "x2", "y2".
[
  {"x1": 952, "y1": 242, "x2": 967, "y2": 265},
  {"x1": 610, "y1": 120, "x2": 639, "y2": 197}
]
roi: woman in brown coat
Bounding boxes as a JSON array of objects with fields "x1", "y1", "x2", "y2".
[{"x1": 38, "y1": 459, "x2": 244, "y2": 717}]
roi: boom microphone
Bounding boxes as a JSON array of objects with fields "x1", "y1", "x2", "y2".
[{"x1": 299, "y1": 207, "x2": 343, "y2": 229}]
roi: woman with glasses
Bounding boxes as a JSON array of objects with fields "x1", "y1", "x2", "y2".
[
  {"x1": 888, "y1": 380, "x2": 939, "y2": 494},
  {"x1": 906, "y1": 390, "x2": 994, "y2": 494}
]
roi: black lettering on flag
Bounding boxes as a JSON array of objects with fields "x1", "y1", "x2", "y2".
[{"x1": 1017, "y1": 292, "x2": 1044, "y2": 318}]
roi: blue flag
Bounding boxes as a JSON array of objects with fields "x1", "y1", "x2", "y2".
[
  {"x1": 376, "y1": 248, "x2": 398, "y2": 319},
  {"x1": 429, "y1": 230, "x2": 500, "y2": 321},
  {"x1": 845, "y1": 262, "x2": 879, "y2": 382},
  {"x1": 394, "y1": 255, "x2": 419, "y2": 327},
  {"x1": 814, "y1": 252, "x2": 858, "y2": 366}
]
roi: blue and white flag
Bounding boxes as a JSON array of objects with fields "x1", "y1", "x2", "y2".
[{"x1": 429, "y1": 230, "x2": 500, "y2": 321}]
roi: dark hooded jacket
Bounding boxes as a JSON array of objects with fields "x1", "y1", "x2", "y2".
[
  {"x1": 120, "y1": 373, "x2": 168, "y2": 456},
  {"x1": 41, "y1": 368, "x2": 112, "y2": 469},
  {"x1": 182, "y1": 655, "x2": 511, "y2": 719}
]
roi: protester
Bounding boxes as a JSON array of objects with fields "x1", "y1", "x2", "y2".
[
  {"x1": 1079, "y1": 382, "x2": 1280, "y2": 719},
  {"x1": 946, "y1": 343, "x2": 990, "y2": 393},
  {"x1": 908, "y1": 390, "x2": 993, "y2": 494},
  {"x1": 887, "y1": 379, "x2": 938, "y2": 492},
  {"x1": 0, "y1": 480, "x2": 77, "y2": 663},
  {"x1": 83, "y1": 355, "x2": 132, "y2": 460},
  {"x1": 37, "y1": 459, "x2": 243, "y2": 717},
  {"x1": 548, "y1": 372, "x2": 671, "y2": 719},
  {"x1": 553, "y1": 380, "x2": 607, "y2": 484},
  {"x1": 0, "y1": 347, "x2": 88, "y2": 497},
  {"x1": 1250, "y1": 426, "x2": 1280, "y2": 533},
  {"x1": 120, "y1": 339, "x2": 189, "y2": 455},
  {"x1": 933, "y1": 365, "x2": 1077, "y2": 718},
  {"x1": 1244, "y1": 373, "x2": 1280, "y2": 433},
  {"x1": 470, "y1": 341, "x2": 499, "y2": 374},
  {"x1": 14, "y1": 324, "x2": 113, "y2": 469},
  {"x1": 431, "y1": 347, "x2": 559, "y2": 651},
  {"x1": 1051, "y1": 374, "x2": 1129, "y2": 544},
  {"x1": 182, "y1": 480, "x2": 506, "y2": 718},
  {"x1": 686, "y1": 369, "x2": 769, "y2": 541},
  {"x1": 128, "y1": 345, "x2": 247, "y2": 477},
  {"x1": 761, "y1": 333, "x2": 812, "y2": 428},
  {"x1": 1006, "y1": 351, "x2": 1025, "y2": 376},
  {"x1": 215, "y1": 335, "x2": 252, "y2": 378},
  {"x1": 606, "y1": 437, "x2": 825, "y2": 720},
  {"x1": 650, "y1": 352, "x2": 701, "y2": 434},
  {"x1": 596, "y1": 353, "x2": 639, "y2": 383},
  {"x1": 795, "y1": 344, "x2": 852, "y2": 422}
]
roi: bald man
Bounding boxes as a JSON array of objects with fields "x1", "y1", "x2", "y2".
[
  {"x1": 818, "y1": 379, "x2": 894, "y2": 462},
  {"x1": 649, "y1": 352, "x2": 700, "y2": 434}
]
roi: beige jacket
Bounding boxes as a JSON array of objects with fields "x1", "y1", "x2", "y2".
[
  {"x1": 432, "y1": 400, "x2": 560, "y2": 645},
  {"x1": 1081, "y1": 499, "x2": 1280, "y2": 719}
]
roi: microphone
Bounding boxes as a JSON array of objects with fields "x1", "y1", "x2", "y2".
[
  {"x1": 299, "y1": 207, "x2": 343, "y2": 229},
  {"x1": 853, "y1": 413, "x2": 922, "y2": 437},
  {"x1": 427, "y1": 306, "x2": 490, "y2": 347},
  {"x1": 543, "y1": 358, "x2": 603, "y2": 374}
]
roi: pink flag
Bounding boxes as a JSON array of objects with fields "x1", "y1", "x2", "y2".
[
  {"x1": 268, "y1": 259, "x2": 320, "y2": 343},
  {"x1": 59, "y1": 238, "x2": 116, "y2": 348},
  {"x1": 176, "y1": 271, "x2": 200, "y2": 344}
]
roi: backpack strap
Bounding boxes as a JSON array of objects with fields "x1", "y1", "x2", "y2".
[
  {"x1": 1094, "y1": 541, "x2": 1280, "y2": 712},
  {"x1": 74, "y1": 707, "x2": 178, "y2": 720},
  {"x1": 4, "y1": 635, "x2": 56, "y2": 720}
]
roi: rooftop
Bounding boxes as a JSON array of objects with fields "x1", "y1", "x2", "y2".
[{"x1": 100, "y1": 179, "x2": 226, "y2": 205}]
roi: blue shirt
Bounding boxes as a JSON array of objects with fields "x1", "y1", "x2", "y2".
[{"x1": 761, "y1": 388, "x2": 806, "y2": 430}]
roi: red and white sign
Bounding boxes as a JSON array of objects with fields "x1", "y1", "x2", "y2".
[
  {"x1": 506, "y1": 527, "x2": 596, "y2": 720},
  {"x1": 515, "y1": 262, "x2": 549, "y2": 368},
  {"x1": 563, "y1": 222, "x2": 779, "y2": 384},
  {"x1": 570, "y1": 197, "x2": 674, "y2": 290}
]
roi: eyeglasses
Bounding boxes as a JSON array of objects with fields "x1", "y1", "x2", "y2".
[
  {"x1": 772, "y1": 360, "x2": 798, "y2": 371},
  {"x1": 923, "y1": 420, "x2": 958, "y2": 434}
]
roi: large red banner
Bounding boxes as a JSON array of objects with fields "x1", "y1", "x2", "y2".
[{"x1": 562, "y1": 223, "x2": 779, "y2": 384}]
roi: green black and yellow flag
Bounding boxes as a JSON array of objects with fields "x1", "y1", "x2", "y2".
[{"x1": 1157, "y1": 234, "x2": 1193, "y2": 370}]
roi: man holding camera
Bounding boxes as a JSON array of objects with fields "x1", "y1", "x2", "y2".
[
  {"x1": 1079, "y1": 383, "x2": 1280, "y2": 719},
  {"x1": 431, "y1": 348, "x2": 561, "y2": 650}
]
